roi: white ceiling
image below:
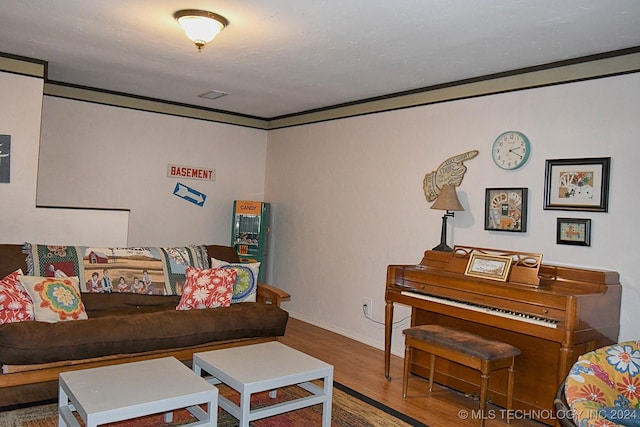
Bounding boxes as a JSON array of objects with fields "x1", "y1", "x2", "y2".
[{"x1": 1, "y1": 0, "x2": 639, "y2": 119}]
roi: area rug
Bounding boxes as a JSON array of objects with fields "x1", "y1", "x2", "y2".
[{"x1": 0, "y1": 381, "x2": 427, "y2": 427}]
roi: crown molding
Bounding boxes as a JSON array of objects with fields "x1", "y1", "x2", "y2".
[
  {"x1": 268, "y1": 49, "x2": 640, "y2": 129},
  {"x1": 0, "y1": 53, "x2": 46, "y2": 79},
  {"x1": 43, "y1": 82, "x2": 269, "y2": 130},
  {"x1": 2, "y1": 48, "x2": 639, "y2": 130}
]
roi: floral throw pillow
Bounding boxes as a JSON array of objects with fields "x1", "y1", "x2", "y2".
[
  {"x1": 565, "y1": 341, "x2": 640, "y2": 427},
  {"x1": 0, "y1": 269, "x2": 34, "y2": 324},
  {"x1": 210, "y1": 258, "x2": 260, "y2": 303},
  {"x1": 176, "y1": 266, "x2": 236, "y2": 310},
  {"x1": 19, "y1": 276, "x2": 87, "y2": 322}
]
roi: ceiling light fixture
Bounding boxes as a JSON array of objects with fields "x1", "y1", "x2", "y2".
[{"x1": 174, "y1": 9, "x2": 228, "y2": 52}]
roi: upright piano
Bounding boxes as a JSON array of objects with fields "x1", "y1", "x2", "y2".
[{"x1": 385, "y1": 246, "x2": 621, "y2": 424}]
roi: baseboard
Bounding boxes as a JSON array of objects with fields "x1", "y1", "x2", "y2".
[{"x1": 288, "y1": 311, "x2": 406, "y2": 357}]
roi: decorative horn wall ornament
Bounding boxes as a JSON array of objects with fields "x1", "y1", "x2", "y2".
[{"x1": 423, "y1": 150, "x2": 479, "y2": 202}]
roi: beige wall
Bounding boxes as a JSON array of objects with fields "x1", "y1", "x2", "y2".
[
  {"x1": 265, "y1": 73, "x2": 640, "y2": 355},
  {"x1": 2, "y1": 67, "x2": 637, "y2": 358},
  {"x1": 37, "y1": 97, "x2": 268, "y2": 247},
  {"x1": 0, "y1": 72, "x2": 129, "y2": 246}
]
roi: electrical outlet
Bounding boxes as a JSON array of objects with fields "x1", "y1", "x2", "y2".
[{"x1": 362, "y1": 298, "x2": 372, "y2": 318}]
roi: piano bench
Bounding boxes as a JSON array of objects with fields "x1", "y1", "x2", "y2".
[{"x1": 402, "y1": 325, "x2": 520, "y2": 427}]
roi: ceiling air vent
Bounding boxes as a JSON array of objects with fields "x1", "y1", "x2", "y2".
[{"x1": 198, "y1": 90, "x2": 228, "y2": 100}]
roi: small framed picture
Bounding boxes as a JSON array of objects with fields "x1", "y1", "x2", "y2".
[
  {"x1": 543, "y1": 157, "x2": 610, "y2": 212},
  {"x1": 0, "y1": 135, "x2": 10, "y2": 184},
  {"x1": 557, "y1": 218, "x2": 591, "y2": 246},
  {"x1": 464, "y1": 252, "x2": 513, "y2": 282},
  {"x1": 484, "y1": 188, "x2": 528, "y2": 232}
]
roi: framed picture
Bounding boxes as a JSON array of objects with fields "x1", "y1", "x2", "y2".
[
  {"x1": 464, "y1": 252, "x2": 513, "y2": 282},
  {"x1": 543, "y1": 157, "x2": 610, "y2": 212},
  {"x1": 0, "y1": 135, "x2": 10, "y2": 184},
  {"x1": 484, "y1": 188, "x2": 528, "y2": 232},
  {"x1": 557, "y1": 218, "x2": 591, "y2": 246}
]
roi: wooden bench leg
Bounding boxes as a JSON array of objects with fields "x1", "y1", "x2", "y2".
[
  {"x1": 428, "y1": 354, "x2": 436, "y2": 393},
  {"x1": 479, "y1": 372, "x2": 489, "y2": 427},
  {"x1": 403, "y1": 344, "x2": 411, "y2": 398},
  {"x1": 506, "y1": 358, "x2": 516, "y2": 424},
  {"x1": 404, "y1": 344, "x2": 437, "y2": 397}
]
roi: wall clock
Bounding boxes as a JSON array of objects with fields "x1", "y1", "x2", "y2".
[{"x1": 492, "y1": 131, "x2": 531, "y2": 170}]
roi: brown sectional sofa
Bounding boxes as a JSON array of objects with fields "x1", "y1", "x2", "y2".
[{"x1": 0, "y1": 244, "x2": 290, "y2": 407}]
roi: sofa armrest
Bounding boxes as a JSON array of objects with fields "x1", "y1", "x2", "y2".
[{"x1": 256, "y1": 283, "x2": 291, "y2": 307}]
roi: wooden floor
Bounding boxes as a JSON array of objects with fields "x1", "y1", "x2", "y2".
[{"x1": 278, "y1": 317, "x2": 547, "y2": 427}]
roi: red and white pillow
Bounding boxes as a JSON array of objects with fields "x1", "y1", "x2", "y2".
[
  {"x1": 0, "y1": 269, "x2": 34, "y2": 324},
  {"x1": 176, "y1": 266, "x2": 236, "y2": 310}
]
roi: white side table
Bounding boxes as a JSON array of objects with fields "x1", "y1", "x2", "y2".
[
  {"x1": 58, "y1": 357, "x2": 217, "y2": 427},
  {"x1": 193, "y1": 341, "x2": 333, "y2": 427}
]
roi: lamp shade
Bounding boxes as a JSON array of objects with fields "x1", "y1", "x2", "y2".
[
  {"x1": 430, "y1": 184, "x2": 464, "y2": 211},
  {"x1": 174, "y1": 10, "x2": 228, "y2": 51}
]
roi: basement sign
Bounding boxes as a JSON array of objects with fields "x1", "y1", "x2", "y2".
[{"x1": 167, "y1": 164, "x2": 215, "y2": 181}]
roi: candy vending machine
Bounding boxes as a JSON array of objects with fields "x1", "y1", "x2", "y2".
[{"x1": 230, "y1": 200, "x2": 270, "y2": 282}]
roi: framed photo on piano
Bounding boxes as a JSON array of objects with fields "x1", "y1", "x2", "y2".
[{"x1": 464, "y1": 252, "x2": 513, "y2": 282}]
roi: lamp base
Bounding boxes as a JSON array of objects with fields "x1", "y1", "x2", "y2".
[
  {"x1": 432, "y1": 242, "x2": 453, "y2": 252},
  {"x1": 432, "y1": 211, "x2": 455, "y2": 252}
]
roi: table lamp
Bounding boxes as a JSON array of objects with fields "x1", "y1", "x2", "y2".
[{"x1": 430, "y1": 184, "x2": 464, "y2": 252}]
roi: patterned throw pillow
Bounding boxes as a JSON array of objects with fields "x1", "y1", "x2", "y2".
[
  {"x1": 565, "y1": 341, "x2": 640, "y2": 427},
  {"x1": 210, "y1": 258, "x2": 260, "y2": 303},
  {"x1": 176, "y1": 266, "x2": 236, "y2": 310},
  {"x1": 19, "y1": 276, "x2": 87, "y2": 322},
  {"x1": 0, "y1": 269, "x2": 34, "y2": 324}
]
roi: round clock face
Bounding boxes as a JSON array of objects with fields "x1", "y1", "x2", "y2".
[{"x1": 492, "y1": 131, "x2": 530, "y2": 170}]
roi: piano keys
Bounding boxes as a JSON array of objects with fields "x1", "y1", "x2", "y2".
[
  {"x1": 385, "y1": 246, "x2": 621, "y2": 425},
  {"x1": 400, "y1": 290, "x2": 559, "y2": 329}
]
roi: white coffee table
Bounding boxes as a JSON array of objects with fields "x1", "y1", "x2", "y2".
[
  {"x1": 193, "y1": 341, "x2": 333, "y2": 427},
  {"x1": 58, "y1": 357, "x2": 218, "y2": 427}
]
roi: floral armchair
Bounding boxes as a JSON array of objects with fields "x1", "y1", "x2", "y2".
[{"x1": 564, "y1": 341, "x2": 640, "y2": 427}]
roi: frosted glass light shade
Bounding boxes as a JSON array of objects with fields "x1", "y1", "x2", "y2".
[{"x1": 174, "y1": 10, "x2": 228, "y2": 51}]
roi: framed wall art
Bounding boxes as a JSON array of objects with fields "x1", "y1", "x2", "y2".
[
  {"x1": 484, "y1": 188, "x2": 528, "y2": 232},
  {"x1": 0, "y1": 135, "x2": 10, "y2": 184},
  {"x1": 464, "y1": 252, "x2": 513, "y2": 282},
  {"x1": 543, "y1": 157, "x2": 610, "y2": 212},
  {"x1": 557, "y1": 218, "x2": 591, "y2": 246}
]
